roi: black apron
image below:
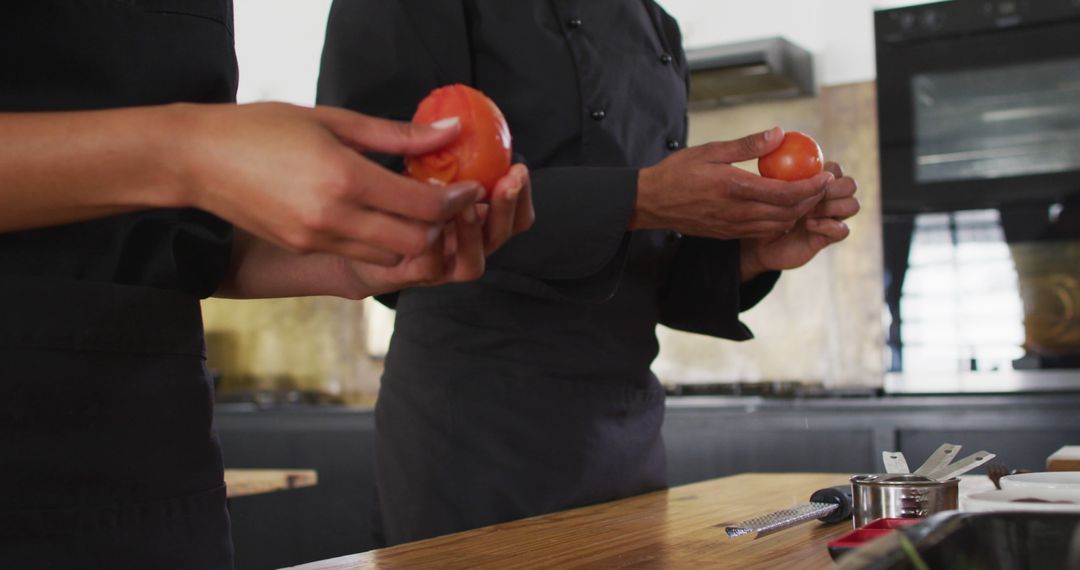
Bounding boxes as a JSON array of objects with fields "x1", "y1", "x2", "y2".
[{"x1": 1, "y1": 1, "x2": 237, "y2": 567}]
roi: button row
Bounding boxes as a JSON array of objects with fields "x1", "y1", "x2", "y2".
[{"x1": 564, "y1": 18, "x2": 674, "y2": 69}]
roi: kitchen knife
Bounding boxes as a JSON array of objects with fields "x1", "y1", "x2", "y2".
[{"x1": 725, "y1": 485, "x2": 853, "y2": 540}]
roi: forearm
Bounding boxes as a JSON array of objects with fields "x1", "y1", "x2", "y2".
[
  {"x1": 215, "y1": 230, "x2": 362, "y2": 300},
  {"x1": 0, "y1": 105, "x2": 191, "y2": 232}
]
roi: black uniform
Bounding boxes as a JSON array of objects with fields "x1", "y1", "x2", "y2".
[
  {"x1": 319, "y1": 0, "x2": 779, "y2": 546},
  {"x1": 1, "y1": 1, "x2": 237, "y2": 567}
]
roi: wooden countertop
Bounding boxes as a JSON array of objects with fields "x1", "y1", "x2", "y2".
[
  {"x1": 288, "y1": 472, "x2": 852, "y2": 569},
  {"x1": 224, "y1": 468, "x2": 318, "y2": 498}
]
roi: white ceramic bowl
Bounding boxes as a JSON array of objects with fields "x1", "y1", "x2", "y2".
[
  {"x1": 965, "y1": 488, "x2": 1080, "y2": 513},
  {"x1": 999, "y1": 471, "x2": 1080, "y2": 491}
]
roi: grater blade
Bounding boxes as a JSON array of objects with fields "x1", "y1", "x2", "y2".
[{"x1": 725, "y1": 502, "x2": 839, "y2": 540}]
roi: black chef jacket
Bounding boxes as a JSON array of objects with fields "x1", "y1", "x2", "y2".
[
  {"x1": 0, "y1": 1, "x2": 235, "y2": 297},
  {"x1": 318, "y1": 0, "x2": 780, "y2": 546},
  {"x1": 1, "y1": 2, "x2": 236, "y2": 567}
]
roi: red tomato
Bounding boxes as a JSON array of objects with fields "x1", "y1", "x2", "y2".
[
  {"x1": 405, "y1": 84, "x2": 512, "y2": 199},
  {"x1": 757, "y1": 131, "x2": 824, "y2": 181}
]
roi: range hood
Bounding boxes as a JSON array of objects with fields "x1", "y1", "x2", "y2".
[{"x1": 686, "y1": 37, "x2": 816, "y2": 108}]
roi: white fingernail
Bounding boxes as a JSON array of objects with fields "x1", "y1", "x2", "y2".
[
  {"x1": 431, "y1": 117, "x2": 460, "y2": 129},
  {"x1": 463, "y1": 206, "x2": 477, "y2": 223}
]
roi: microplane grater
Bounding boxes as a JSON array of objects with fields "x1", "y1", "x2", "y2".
[{"x1": 725, "y1": 502, "x2": 839, "y2": 540}]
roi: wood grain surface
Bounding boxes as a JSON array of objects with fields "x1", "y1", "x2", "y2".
[
  {"x1": 287, "y1": 473, "x2": 852, "y2": 569},
  {"x1": 224, "y1": 468, "x2": 318, "y2": 498}
]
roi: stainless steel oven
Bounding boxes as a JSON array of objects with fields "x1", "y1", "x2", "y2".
[{"x1": 875, "y1": 0, "x2": 1080, "y2": 392}]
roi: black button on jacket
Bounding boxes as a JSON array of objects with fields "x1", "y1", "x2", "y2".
[{"x1": 319, "y1": 0, "x2": 780, "y2": 546}]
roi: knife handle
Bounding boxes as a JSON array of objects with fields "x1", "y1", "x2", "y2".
[{"x1": 809, "y1": 485, "x2": 854, "y2": 524}]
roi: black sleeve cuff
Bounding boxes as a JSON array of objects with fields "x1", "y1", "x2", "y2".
[
  {"x1": 658, "y1": 237, "x2": 780, "y2": 340},
  {"x1": 740, "y1": 270, "x2": 781, "y2": 311}
]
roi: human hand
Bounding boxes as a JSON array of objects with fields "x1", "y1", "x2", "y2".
[
  {"x1": 339, "y1": 164, "x2": 534, "y2": 295},
  {"x1": 475, "y1": 163, "x2": 534, "y2": 254},
  {"x1": 739, "y1": 161, "x2": 860, "y2": 280},
  {"x1": 179, "y1": 102, "x2": 483, "y2": 266},
  {"x1": 340, "y1": 201, "x2": 484, "y2": 296},
  {"x1": 631, "y1": 127, "x2": 833, "y2": 239}
]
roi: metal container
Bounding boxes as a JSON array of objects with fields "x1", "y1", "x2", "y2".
[{"x1": 851, "y1": 474, "x2": 959, "y2": 527}]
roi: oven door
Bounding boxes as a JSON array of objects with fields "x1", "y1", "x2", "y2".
[{"x1": 877, "y1": 19, "x2": 1080, "y2": 214}]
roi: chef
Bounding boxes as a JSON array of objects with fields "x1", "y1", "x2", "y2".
[
  {"x1": 0, "y1": 2, "x2": 532, "y2": 567},
  {"x1": 318, "y1": 0, "x2": 860, "y2": 546}
]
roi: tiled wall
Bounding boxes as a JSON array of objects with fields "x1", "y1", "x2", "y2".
[{"x1": 202, "y1": 81, "x2": 887, "y2": 398}]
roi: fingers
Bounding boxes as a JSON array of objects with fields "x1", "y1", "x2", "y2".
[
  {"x1": 485, "y1": 164, "x2": 531, "y2": 254},
  {"x1": 313, "y1": 108, "x2": 483, "y2": 223},
  {"x1": 510, "y1": 165, "x2": 535, "y2": 235},
  {"x1": 326, "y1": 241, "x2": 403, "y2": 267},
  {"x1": 813, "y1": 173, "x2": 859, "y2": 219},
  {"x1": 698, "y1": 126, "x2": 784, "y2": 164},
  {"x1": 717, "y1": 216, "x2": 803, "y2": 237},
  {"x1": 393, "y1": 213, "x2": 484, "y2": 288},
  {"x1": 805, "y1": 217, "x2": 851, "y2": 242},
  {"x1": 814, "y1": 196, "x2": 861, "y2": 220},
  {"x1": 314, "y1": 106, "x2": 462, "y2": 156},
  {"x1": 725, "y1": 167, "x2": 833, "y2": 207},
  {"x1": 403, "y1": 231, "x2": 448, "y2": 284},
  {"x1": 347, "y1": 158, "x2": 484, "y2": 222},
  {"x1": 825, "y1": 161, "x2": 844, "y2": 179},
  {"x1": 824, "y1": 173, "x2": 857, "y2": 201},
  {"x1": 448, "y1": 209, "x2": 485, "y2": 282},
  {"x1": 322, "y1": 207, "x2": 443, "y2": 258}
]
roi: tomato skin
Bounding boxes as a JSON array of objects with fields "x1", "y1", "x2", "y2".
[
  {"x1": 757, "y1": 131, "x2": 824, "y2": 181},
  {"x1": 405, "y1": 84, "x2": 512, "y2": 198}
]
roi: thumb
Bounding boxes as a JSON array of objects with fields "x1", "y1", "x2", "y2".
[
  {"x1": 704, "y1": 126, "x2": 784, "y2": 164},
  {"x1": 314, "y1": 106, "x2": 462, "y2": 156}
]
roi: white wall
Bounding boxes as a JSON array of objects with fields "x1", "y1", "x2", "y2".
[{"x1": 233, "y1": 0, "x2": 334, "y2": 105}]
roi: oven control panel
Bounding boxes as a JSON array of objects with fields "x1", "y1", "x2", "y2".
[{"x1": 877, "y1": 0, "x2": 1080, "y2": 43}]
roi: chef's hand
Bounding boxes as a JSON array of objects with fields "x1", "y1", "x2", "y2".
[
  {"x1": 739, "y1": 161, "x2": 860, "y2": 281},
  {"x1": 340, "y1": 165, "x2": 534, "y2": 295},
  {"x1": 474, "y1": 163, "x2": 534, "y2": 254},
  {"x1": 181, "y1": 102, "x2": 483, "y2": 266},
  {"x1": 630, "y1": 127, "x2": 833, "y2": 238}
]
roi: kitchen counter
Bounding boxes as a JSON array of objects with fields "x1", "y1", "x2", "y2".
[{"x1": 286, "y1": 473, "x2": 851, "y2": 569}]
